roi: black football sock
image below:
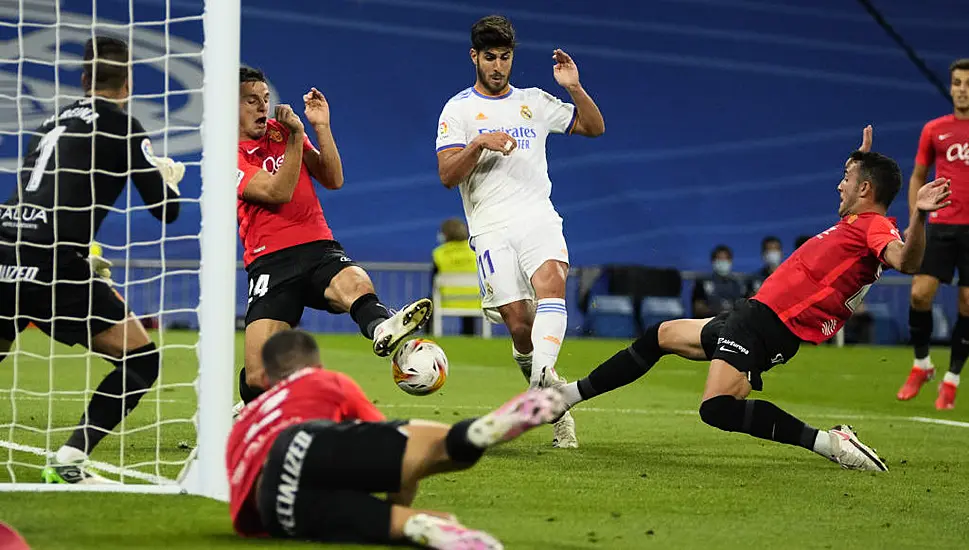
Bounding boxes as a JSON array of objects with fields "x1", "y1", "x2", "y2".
[
  {"x1": 350, "y1": 293, "x2": 392, "y2": 339},
  {"x1": 699, "y1": 395, "x2": 819, "y2": 450},
  {"x1": 64, "y1": 344, "x2": 160, "y2": 455},
  {"x1": 444, "y1": 418, "x2": 485, "y2": 464},
  {"x1": 239, "y1": 367, "x2": 264, "y2": 404},
  {"x1": 909, "y1": 307, "x2": 933, "y2": 360},
  {"x1": 576, "y1": 324, "x2": 668, "y2": 400},
  {"x1": 949, "y1": 315, "x2": 969, "y2": 376}
]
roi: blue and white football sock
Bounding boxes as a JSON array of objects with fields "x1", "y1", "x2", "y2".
[{"x1": 529, "y1": 298, "x2": 568, "y2": 388}]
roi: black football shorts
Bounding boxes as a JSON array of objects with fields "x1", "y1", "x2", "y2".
[
  {"x1": 256, "y1": 419, "x2": 409, "y2": 543},
  {"x1": 918, "y1": 223, "x2": 969, "y2": 286},
  {"x1": 0, "y1": 242, "x2": 127, "y2": 346},
  {"x1": 700, "y1": 299, "x2": 801, "y2": 391},
  {"x1": 244, "y1": 240, "x2": 359, "y2": 326}
]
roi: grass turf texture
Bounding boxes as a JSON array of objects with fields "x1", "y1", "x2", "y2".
[{"x1": 2, "y1": 330, "x2": 969, "y2": 549}]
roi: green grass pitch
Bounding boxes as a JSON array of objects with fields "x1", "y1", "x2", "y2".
[{"x1": 2, "y1": 330, "x2": 969, "y2": 549}]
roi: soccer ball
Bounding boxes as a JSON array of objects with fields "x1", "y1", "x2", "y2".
[{"x1": 391, "y1": 338, "x2": 449, "y2": 396}]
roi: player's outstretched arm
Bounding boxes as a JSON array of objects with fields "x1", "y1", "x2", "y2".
[
  {"x1": 242, "y1": 105, "x2": 306, "y2": 204},
  {"x1": 302, "y1": 88, "x2": 344, "y2": 190},
  {"x1": 884, "y1": 178, "x2": 951, "y2": 273},
  {"x1": 437, "y1": 132, "x2": 517, "y2": 189},
  {"x1": 552, "y1": 49, "x2": 604, "y2": 137}
]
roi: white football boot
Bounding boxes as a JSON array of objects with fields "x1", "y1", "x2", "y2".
[
  {"x1": 404, "y1": 513, "x2": 503, "y2": 550},
  {"x1": 372, "y1": 298, "x2": 433, "y2": 357},
  {"x1": 469, "y1": 388, "x2": 567, "y2": 448},
  {"x1": 536, "y1": 366, "x2": 578, "y2": 449},
  {"x1": 824, "y1": 425, "x2": 888, "y2": 471}
]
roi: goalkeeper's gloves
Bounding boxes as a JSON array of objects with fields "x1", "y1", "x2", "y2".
[
  {"x1": 141, "y1": 138, "x2": 185, "y2": 196},
  {"x1": 88, "y1": 243, "x2": 113, "y2": 280},
  {"x1": 155, "y1": 155, "x2": 185, "y2": 196}
]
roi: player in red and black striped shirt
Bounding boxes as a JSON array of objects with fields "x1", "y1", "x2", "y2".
[{"x1": 554, "y1": 127, "x2": 951, "y2": 471}]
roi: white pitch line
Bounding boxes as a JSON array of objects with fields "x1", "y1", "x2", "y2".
[
  {"x1": 0, "y1": 395, "x2": 183, "y2": 404},
  {"x1": 908, "y1": 416, "x2": 969, "y2": 429},
  {"x1": 0, "y1": 440, "x2": 178, "y2": 485}
]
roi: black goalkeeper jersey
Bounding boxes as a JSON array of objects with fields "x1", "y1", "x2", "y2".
[{"x1": 0, "y1": 97, "x2": 180, "y2": 255}]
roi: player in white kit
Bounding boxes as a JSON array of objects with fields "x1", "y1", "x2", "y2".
[{"x1": 435, "y1": 15, "x2": 605, "y2": 448}]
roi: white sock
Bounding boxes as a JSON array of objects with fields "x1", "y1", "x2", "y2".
[
  {"x1": 812, "y1": 430, "x2": 835, "y2": 459},
  {"x1": 944, "y1": 372, "x2": 960, "y2": 386},
  {"x1": 402, "y1": 514, "x2": 436, "y2": 542},
  {"x1": 529, "y1": 298, "x2": 568, "y2": 387},
  {"x1": 512, "y1": 347, "x2": 533, "y2": 382},
  {"x1": 560, "y1": 381, "x2": 583, "y2": 407},
  {"x1": 55, "y1": 445, "x2": 87, "y2": 465},
  {"x1": 914, "y1": 356, "x2": 934, "y2": 370}
]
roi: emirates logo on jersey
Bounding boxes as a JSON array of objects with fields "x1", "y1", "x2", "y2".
[{"x1": 946, "y1": 142, "x2": 969, "y2": 165}]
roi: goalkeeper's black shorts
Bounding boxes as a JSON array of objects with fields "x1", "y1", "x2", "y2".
[
  {"x1": 0, "y1": 242, "x2": 127, "y2": 346},
  {"x1": 256, "y1": 418, "x2": 410, "y2": 544}
]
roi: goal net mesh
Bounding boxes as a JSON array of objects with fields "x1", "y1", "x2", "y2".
[{"x1": 0, "y1": 0, "x2": 207, "y2": 486}]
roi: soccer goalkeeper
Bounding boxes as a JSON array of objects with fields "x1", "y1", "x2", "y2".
[{"x1": 0, "y1": 35, "x2": 184, "y2": 483}]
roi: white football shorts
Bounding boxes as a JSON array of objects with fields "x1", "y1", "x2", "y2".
[{"x1": 469, "y1": 222, "x2": 569, "y2": 323}]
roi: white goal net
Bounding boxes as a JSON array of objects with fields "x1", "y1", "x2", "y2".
[{"x1": 0, "y1": 0, "x2": 236, "y2": 498}]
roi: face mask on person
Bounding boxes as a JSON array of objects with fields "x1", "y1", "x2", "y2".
[
  {"x1": 764, "y1": 250, "x2": 782, "y2": 268},
  {"x1": 713, "y1": 259, "x2": 732, "y2": 276}
]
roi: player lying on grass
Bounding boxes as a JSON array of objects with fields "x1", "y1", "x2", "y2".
[
  {"x1": 0, "y1": 36, "x2": 183, "y2": 484},
  {"x1": 556, "y1": 126, "x2": 952, "y2": 471},
  {"x1": 228, "y1": 329, "x2": 565, "y2": 549},
  {"x1": 235, "y1": 67, "x2": 432, "y2": 408}
]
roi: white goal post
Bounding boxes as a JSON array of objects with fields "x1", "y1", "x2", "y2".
[{"x1": 0, "y1": 0, "x2": 238, "y2": 500}]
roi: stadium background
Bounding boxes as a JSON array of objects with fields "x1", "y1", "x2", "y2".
[{"x1": 1, "y1": 0, "x2": 966, "y2": 337}]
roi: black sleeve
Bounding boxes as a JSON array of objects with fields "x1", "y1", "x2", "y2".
[{"x1": 127, "y1": 117, "x2": 180, "y2": 224}]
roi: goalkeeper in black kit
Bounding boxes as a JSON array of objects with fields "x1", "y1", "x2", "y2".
[{"x1": 0, "y1": 36, "x2": 184, "y2": 484}]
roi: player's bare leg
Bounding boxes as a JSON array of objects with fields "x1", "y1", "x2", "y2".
[
  {"x1": 44, "y1": 313, "x2": 159, "y2": 484},
  {"x1": 700, "y1": 360, "x2": 887, "y2": 471},
  {"x1": 497, "y1": 299, "x2": 535, "y2": 380},
  {"x1": 243, "y1": 318, "x2": 291, "y2": 392},
  {"x1": 899, "y1": 274, "x2": 940, "y2": 400},
  {"x1": 558, "y1": 318, "x2": 711, "y2": 410},
  {"x1": 937, "y1": 286, "x2": 969, "y2": 409},
  {"x1": 386, "y1": 389, "x2": 563, "y2": 549},
  {"x1": 324, "y1": 266, "x2": 432, "y2": 357}
]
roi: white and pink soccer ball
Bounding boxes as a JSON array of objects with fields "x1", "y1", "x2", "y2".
[{"x1": 391, "y1": 338, "x2": 449, "y2": 396}]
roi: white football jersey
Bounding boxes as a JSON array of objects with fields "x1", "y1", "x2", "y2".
[{"x1": 435, "y1": 86, "x2": 576, "y2": 236}]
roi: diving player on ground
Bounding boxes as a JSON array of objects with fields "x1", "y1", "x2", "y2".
[
  {"x1": 0, "y1": 36, "x2": 184, "y2": 483},
  {"x1": 554, "y1": 127, "x2": 952, "y2": 471},
  {"x1": 236, "y1": 67, "x2": 432, "y2": 406},
  {"x1": 435, "y1": 15, "x2": 605, "y2": 448},
  {"x1": 227, "y1": 330, "x2": 564, "y2": 549}
]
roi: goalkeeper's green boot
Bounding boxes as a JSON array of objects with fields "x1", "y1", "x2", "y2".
[{"x1": 41, "y1": 463, "x2": 117, "y2": 485}]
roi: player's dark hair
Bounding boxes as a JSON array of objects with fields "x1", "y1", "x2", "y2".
[
  {"x1": 950, "y1": 58, "x2": 969, "y2": 75},
  {"x1": 710, "y1": 245, "x2": 732, "y2": 261},
  {"x1": 849, "y1": 150, "x2": 902, "y2": 207},
  {"x1": 240, "y1": 66, "x2": 267, "y2": 84},
  {"x1": 82, "y1": 36, "x2": 130, "y2": 93},
  {"x1": 761, "y1": 236, "x2": 781, "y2": 252},
  {"x1": 471, "y1": 15, "x2": 516, "y2": 52},
  {"x1": 262, "y1": 330, "x2": 320, "y2": 383},
  {"x1": 794, "y1": 235, "x2": 811, "y2": 249}
]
